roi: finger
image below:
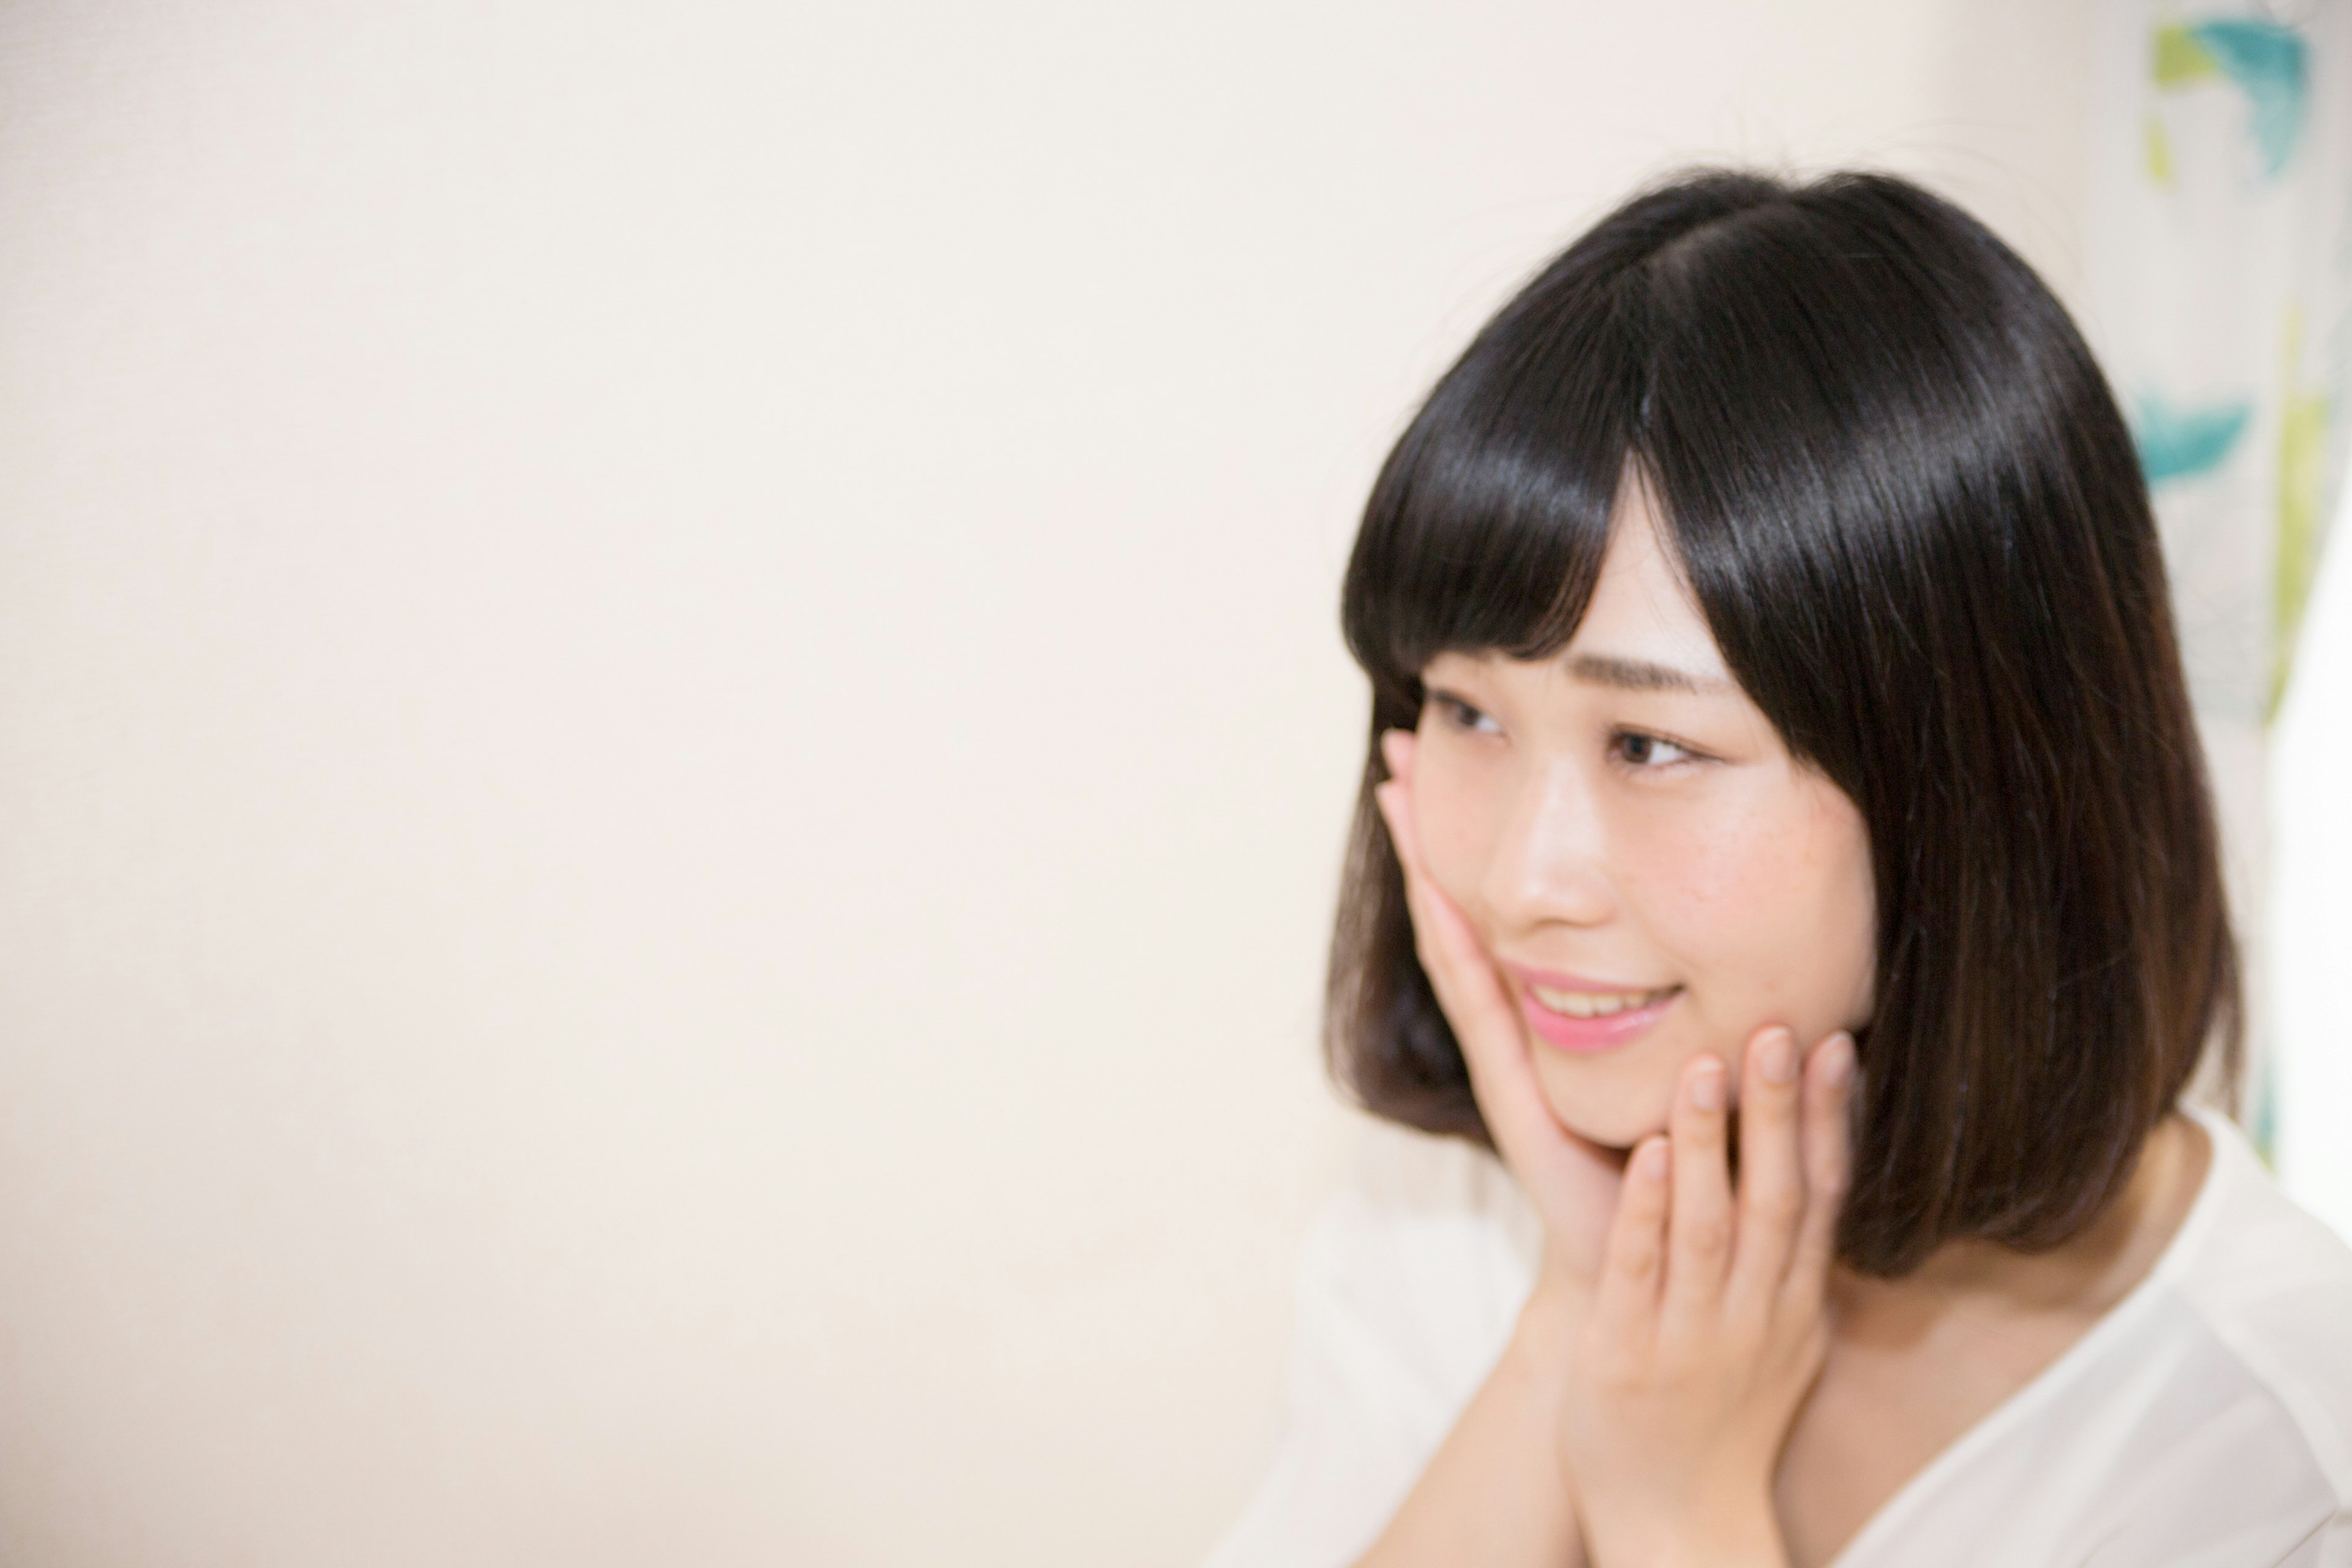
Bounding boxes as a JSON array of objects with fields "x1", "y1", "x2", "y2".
[
  {"x1": 1372, "y1": 780, "x2": 1422, "y2": 916},
  {"x1": 1371, "y1": 741, "x2": 1432, "y2": 899},
  {"x1": 1374, "y1": 775, "x2": 1517, "y2": 1055},
  {"x1": 1373, "y1": 771, "x2": 1599, "y2": 1204},
  {"x1": 1783, "y1": 1030, "x2": 1856, "y2": 1317},
  {"x1": 1724, "y1": 1025, "x2": 1805, "y2": 1327},
  {"x1": 1592, "y1": 1134, "x2": 1672, "y2": 1349},
  {"x1": 1379, "y1": 726, "x2": 1417, "y2": 790},
  {"x1": 1374, "y1": 779, "x2": 1461, "y2": 991},
  {"x1": 1424, "y1": 933, "x2": 1562, "y2": 1168},
  {"x1": 1659, "y1": 1052, "x2": 1734, "y2": 1341},
  {"x1": 1372, "y1": 772, "x2": 1423, "y2": 892},
  {"x1": 1377, "y1": 739, "x2": 1626, "y2": 1246},
  {"x1": 1375, "y1": 729, "x2": 1531, "y2": 1071}
]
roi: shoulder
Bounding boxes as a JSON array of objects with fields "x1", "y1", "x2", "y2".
[
  {"x1": 2165, "y1": 1101, "x2": 2352, "y2": 1513},
  {"x1": 1835, "y1": 1102, "x2": 2352, "y2": 1568},
  {"x1": 1287, "y1": 1117, "x2": 1542, "y2": 1425},
  {"x1": 1199, "y1": 1120, "x2": 1539, "y2": 1568}
]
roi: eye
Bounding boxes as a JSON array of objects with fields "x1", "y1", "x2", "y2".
[
  {"x1": 1610, "y1": 729, "x2": 1700, "y2": 769},
  {"x1": 1427, "y1": 692, "x2": 1501, "y2": 736}
]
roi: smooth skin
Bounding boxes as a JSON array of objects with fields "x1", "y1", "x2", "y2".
[
  {"x1": 1372, "y1": 748, "x2": 1852, "y2": 1568},
  {"x1": 1351, "y1": 479, "x2": 2211, "y2": 1568},
  {"x1": 1406, "y1": 476, "x2": 1877, "y2": 1154}
]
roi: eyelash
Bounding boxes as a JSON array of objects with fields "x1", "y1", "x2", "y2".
[
  {"x1": 1427, "y1": 694, "x2": 1704, "y2": 771},
  {"x1": 1430, "y1": 694, "x2": 1501, "y2": 735},
  {"x1": 1610, "y1": 730, "x2": 1698, "y2": 769}
]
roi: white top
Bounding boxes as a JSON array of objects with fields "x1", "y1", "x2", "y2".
[{"x1": 1206, "y1": 1099, "x2": 2352, "y2": 1568}]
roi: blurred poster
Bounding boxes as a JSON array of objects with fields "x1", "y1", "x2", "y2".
[{"x1": 2084, "y1": 0, "x2": 2351, "y2": 1155}]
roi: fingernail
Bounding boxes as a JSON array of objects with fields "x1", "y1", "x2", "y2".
[
  {"x1": 1689, "y1": 1060, "x2": 1725, "y2": 1112},
  {"x1": 1639, "y1": 1138, "x2": 1670, "y2": 1180},
  {"x1": 1759, "y1": 1029, "x2": 1797, "y2": 1085},
  {"x1": 1823, "y1": 1031, "x2": 1856, "y2": 1088}
]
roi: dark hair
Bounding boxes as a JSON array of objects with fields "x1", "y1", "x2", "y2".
[{"x1": 1326, "y1": 167, "x2": 2242, "y2": 1280}]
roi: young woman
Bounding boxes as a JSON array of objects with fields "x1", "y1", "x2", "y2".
[{"x1": 1206, "y1": 170, "x2": 2352, "y2": 1568}]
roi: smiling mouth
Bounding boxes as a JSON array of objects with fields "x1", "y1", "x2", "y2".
[{"x1": 1527, "y1": 984, "x2": 1681, "y2": 1019}]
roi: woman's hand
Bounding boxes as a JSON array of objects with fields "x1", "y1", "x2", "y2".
[
  {"x1": 1364, "y1": 722, "x2": 1858, "y2": 1568},
  {"x1": 1559, "y1": 1025, "x2": 1857, "y2": 1568},
  {"x1": 1372, "y1": 726, "x2": 1629, "y2": 1298}
]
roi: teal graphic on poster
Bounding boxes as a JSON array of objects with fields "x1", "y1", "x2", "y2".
[
  {"x1": 2134, "y1": 391, "x2": 2255, "y2": 484},
  {"x1": 2149, "y1": 18, "x2": 2310, "y2": 179},
  {"x1": 2089, "y1": 2, "x2": 2349, "y2": 1164}
]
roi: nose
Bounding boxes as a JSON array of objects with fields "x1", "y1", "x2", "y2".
[{"x1": 1477, "y1": 753, "x2": 1618, "y2": 935}]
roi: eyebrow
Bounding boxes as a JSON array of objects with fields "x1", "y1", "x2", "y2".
[{"x1": 1564, "y1": 652, "x2": 1733, "y2": 695}]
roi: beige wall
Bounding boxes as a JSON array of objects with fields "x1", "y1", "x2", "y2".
[{"x1": 0, "y1": 4, "x2": 2094, "y2": 1563}]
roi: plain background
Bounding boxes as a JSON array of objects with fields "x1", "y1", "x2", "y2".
[{"x1": 1, "y1": 2, "x2": 2313, "y2": 1566}]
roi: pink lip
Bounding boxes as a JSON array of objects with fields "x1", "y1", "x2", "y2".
[
  {"x1": 1501, "y1": 961, "x2": 1681, "y2": 1056},
  {"x1": 1499, "y1": 961, "x2": 1667, "y2": 994}
]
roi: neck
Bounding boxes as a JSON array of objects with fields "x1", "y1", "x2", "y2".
[{"x1": 1828, "y1": 1109, "x2": 2212, "y2": 1326}]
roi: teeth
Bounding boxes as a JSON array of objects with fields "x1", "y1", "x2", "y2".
[{"x1": 1531, "y1": 985, "x2": 1671, "y2": 1019}]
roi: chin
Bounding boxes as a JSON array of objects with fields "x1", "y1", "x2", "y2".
[{"x1": 1531, "y1": 1055, "x2": 1676, "y2": 1153}]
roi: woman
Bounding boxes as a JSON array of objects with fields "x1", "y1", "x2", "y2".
[{"x1": 1207, "y1": 170, "x2": 2352, "y2": 1568}]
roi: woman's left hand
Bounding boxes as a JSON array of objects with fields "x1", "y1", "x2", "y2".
[{"x1": 1558, "y1": 1023, "x2": 1857, "y2": 1568}]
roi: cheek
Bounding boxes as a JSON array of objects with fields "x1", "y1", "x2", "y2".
[
  {"x1": 1410, "y1": 741, "x2": 1503, "y2": 907},
  {"x1": 1610, "y1": 786, "x2": 1785, "y2": 936},
  {"x1": 1616, "y1": 777, "x2": 1875, "y2": 1029}
]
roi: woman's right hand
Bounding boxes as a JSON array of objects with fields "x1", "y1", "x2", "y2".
[{"x1": 1373, "y1": 726, "x2": 1631, "y2": 1301}]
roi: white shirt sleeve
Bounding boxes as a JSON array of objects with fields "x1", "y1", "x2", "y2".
[
  {"x1": 2263, "y1": 1512, "x2": 2351, "y2": 1568},
  {"x1": 1206, "y1": 1101, "x2": 2352, "y2": 1568},
  {"x1": 1200, "y1": 1126, "x2": 1540, "y2": 1568}
]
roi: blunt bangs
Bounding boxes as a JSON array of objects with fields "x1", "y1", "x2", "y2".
[
  {"x1": 1340, "y1": 272, "x2": 1640, "y2": 739},
  {"x1": 1329, "y1": 168, "x2": 2242, "y2": 1278}
]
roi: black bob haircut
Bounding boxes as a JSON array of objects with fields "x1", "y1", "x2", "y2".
[{"x1": 1327, "y1": 168, "x2": 2242, "y2": 1280}]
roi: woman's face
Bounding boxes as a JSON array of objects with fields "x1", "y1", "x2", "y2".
[{"x1": 1409, "y1": 480, "x2": 1877, "y2": 1148}]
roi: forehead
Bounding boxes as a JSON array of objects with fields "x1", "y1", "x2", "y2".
[
  {"x1": 1422, "y1": 488, "x2": 1739, "y2": 698},
  {"x1": 1563, "y1": 481, "x2": 1730, "y2": 678}
]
